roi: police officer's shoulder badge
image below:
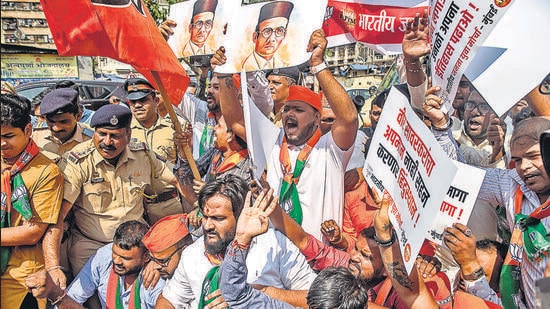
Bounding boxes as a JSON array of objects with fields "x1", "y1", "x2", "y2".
[{"x1": 129, "y1": 141, "x2": 148, "y2": 151}]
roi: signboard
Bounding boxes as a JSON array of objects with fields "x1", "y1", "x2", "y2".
[{"x1": 1, "y1": 54, "x2": 78, "y2": 85}]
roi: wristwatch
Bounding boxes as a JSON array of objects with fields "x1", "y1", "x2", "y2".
[
  {"x1": 310, "y1": 62, "x2": 327, "y2": 74},
  {"x1": 462, "y1": 267, "x2": 485, "y2": 281}
]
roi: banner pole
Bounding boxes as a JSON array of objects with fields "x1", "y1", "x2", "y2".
[{"x1": 151, "y1": 70, "x2": 201, "y2": 181}]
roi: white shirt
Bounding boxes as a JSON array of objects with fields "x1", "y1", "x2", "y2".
[
  {"x1": 267, "y1": 130, "x2": 353, "y2": 241},
  {"x1": 162, "y1": 228, "x2": 316, "y2": 308}
]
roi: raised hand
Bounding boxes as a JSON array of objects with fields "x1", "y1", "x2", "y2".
[
  {"x1": 307, "y1": 29, "x2": 327, "y2": 67},
  {"x1": 402, "y1": 9, "x2": 430, "y2": 61},
  {"x1": 235, "y1": 189, "x2": 278, "y2": 245},
  {"x1": 159, "y1": 19, "x2": 177, "y2": 41}
]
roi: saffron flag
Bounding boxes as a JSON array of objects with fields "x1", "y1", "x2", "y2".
[
  {"x1": 323, "y1": 0, "x2": 428, "y2": 55},
  {"x1": 40, "y1": 0, "x2": 189, "y2": 105}
]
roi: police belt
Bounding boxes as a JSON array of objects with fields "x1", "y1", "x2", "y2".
[{"x1": 144, "y1": 188, "x2": 179, "y2": 204}]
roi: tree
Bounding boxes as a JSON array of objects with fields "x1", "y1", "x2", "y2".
[{"x1": 145, "y1": 0, "x2": 184, "y2": 25}]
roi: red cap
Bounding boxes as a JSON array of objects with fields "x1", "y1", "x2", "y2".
[
  {"x1": 286, "y1": 85, "x2": 322, "y2": 112},
  {"x1": 142, "y1": 214, "x2": 189, "y2": 253}
]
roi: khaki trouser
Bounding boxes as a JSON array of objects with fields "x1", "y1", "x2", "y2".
[{"x1": 67, "y1": 228, "x2": 107, "y2": 277}]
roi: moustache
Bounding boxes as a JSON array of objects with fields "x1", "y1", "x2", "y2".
[{"x1": 99, "y1": 144, "x2": 116, "y2": 151}]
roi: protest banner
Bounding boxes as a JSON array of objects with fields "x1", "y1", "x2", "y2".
[
  {"x1": 167, "y1": 0, "x2": 233, "y2": 59},
  {"x1": 465, "y1": 0, "x2": 550, "y2": 116},
  {"x1": 216, "y1": 0, "x2": 327, "y2": 73},
  {"x1": 429, "y1": 0, "x2": 512, "y2": 113},
  {"x1": 426, "y1": 160, "x2": 485, "y2": 246},
  {"x1": 323, "y1": 0, "x2": 428, "y2": 55},
  {"x1": 240, "y1": 72, "x2": 281, "y2": 185},
  {"x1": 363, "y1": 86, "x2": 457, "y2": 273}
]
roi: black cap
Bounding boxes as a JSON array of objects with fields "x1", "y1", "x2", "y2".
[
  {"x1": 258, "y1": 1, "x2": 293, "y2": 25},
  {"x1": 90, "y1": 104, "x2": 132, "y2": 129},
  {"x1": 353, "y1": 95, "x2": 365, "y2": 109},
  {"x1": 124, "y1": 78, "x2": 156, "y2": 101},
  {"x1": 192, "y1": 0, "x2": 218, "y2": 17},
  {"x1": 267, "y1": 66, "x2": 300, "y2": 83},
  {"x1": 40, "y1": 88, "x2": 79, "y2": 115}
]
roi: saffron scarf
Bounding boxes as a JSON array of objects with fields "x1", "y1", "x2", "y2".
[
  {"x1": 106, "y1": 267, "x2": 141, "y2": 309},
  {"x1": 198, "y1": 252, "x2": 229, "y2": 309},
  {"x1": 209, "y1": 149, "x2": 249, "y2": 181},
  {"x1": 278, "y1": 129, "x2": 321, "y2": 225},
  {"x1": 500, "y1": 187, "x2": 550, "y2": 309},
  {"x1": 1, "y1": 139, "x2": 39, "y2": 274}
]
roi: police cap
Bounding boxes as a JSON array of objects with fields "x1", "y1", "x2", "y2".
[
  {"x1": 124, "y1": 78, "x2": 156, "y2": 101},
  {"x1": 40, "y1": 88, "x2": 80, "y2": 116},
  {"x1": 90, "y1": 104, "x2": 132, "y2": 129}
]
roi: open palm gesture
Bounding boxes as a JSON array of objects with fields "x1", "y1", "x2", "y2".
[{"x1": 235, "y1": 189, "x2": 278, "y2": 245}]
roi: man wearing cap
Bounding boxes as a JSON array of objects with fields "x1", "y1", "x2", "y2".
[
  {"x1": 25, "y1": 221, "x2": 166, "y2": 309},
  {"x1": 125, "y1": 78, "x2": 191, "y2": 223},
  {"x1": 242, "y1": 1, "x2": 294, "y2": 71},
  {"x1": 156, "y1": 175, "x2": 316, "y2": 308},
  {"x1": 181, "y1": 0, "x2": 218, "y2": 56},
  {"x1": 33, "y1": 88, "x2": 94, "y2": 292},
  {"x1": 32, "y1": 88, "x2": 94, "y2": 164},
  {"x1": 267, "y1": 66, "x2": 299, "y2": 125},
  {"x1": 54, "y1": 104, "x2": 187, "y2": 279},
  {"x1": 142, "y1": 214, "x2": 194, "y2": 281}
]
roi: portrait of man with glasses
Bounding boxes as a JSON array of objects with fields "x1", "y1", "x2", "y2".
[
  {"x1": 182, "y1": 0, "x2": 218, "y2": 56},
  {"x1": 242, "y1": 1, "x2": 294, "y2": 71}
]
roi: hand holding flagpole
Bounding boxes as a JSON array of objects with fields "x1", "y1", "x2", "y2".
[{"x1": 151, "y1": 71, "x2": 200, "y2": 180}]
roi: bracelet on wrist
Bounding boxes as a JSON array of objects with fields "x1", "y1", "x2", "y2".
[
  {"x1": 461, "y1": 267, "x2": 485, "y2": 281},
  {"x1": 310, "y1": 62, "x2": 327, "y2": 75},
  {"x1": 232, "y1": 239, "x2": 251, "y2": 250},
  {"x1": 431, "y1": 118, "x2": 453, "y2": 131},
  {"x1": 46, "y1": 265, "x2": 64, "y2": 272},
  {"x1": 374, "y1": 229, "x2": 397, "y2": 247},
  {"x1": 49, "y1": 290, "x2": 67, "y2": 306},
  {"x1": 332, "y1": 234, "x2": 345, "y2": 245}
]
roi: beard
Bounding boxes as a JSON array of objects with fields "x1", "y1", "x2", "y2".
[
  {"x1": 285, "y1": 119, "x2": 318, "y2": 146},
  {"x1": 204, "y1": 229, "x2": 235, "y2": 255}
]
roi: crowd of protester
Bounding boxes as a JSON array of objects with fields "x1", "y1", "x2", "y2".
[{"x1": 1, "y1": 7, "x2": 549, "y2": 309}]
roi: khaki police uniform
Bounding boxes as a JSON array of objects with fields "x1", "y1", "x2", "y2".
[
  {"x1": 32, "y1": 123, "x2": 94, "y2": 163},
  {"x1": 59, "y1": 139, "x2": 177, "y2": 275},
  {"x1": 130, "y1": 116, "x2": 191, "y2": 223}
]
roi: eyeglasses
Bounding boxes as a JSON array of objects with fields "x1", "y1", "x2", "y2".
[
  {"x1": 257, "y1": 26, "x2": 286, "y2": 38},
  {"x1": 321, "y1": 117, "x2": 335, "y2": 124},
  {"x1": 149, "y1": 245, "x2": 185, "y2": 267},
  {"x1": 458, "y1": 81, "x2": 471, "y2": 89},
  {"x1": 192, "y1": 20, "x2": 213, "y2": 30},
  {"x1": 464, "y1": 102, "x2": 492, "y2": 115}
]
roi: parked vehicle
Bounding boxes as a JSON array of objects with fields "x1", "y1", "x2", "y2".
[{"x1": 15, "y1": 79, "x2": 126, "y2": 111}]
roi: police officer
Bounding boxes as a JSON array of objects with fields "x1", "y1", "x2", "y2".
[
  {"x1": 57, "y1": 104, "x2": 186, "y2": 277},
  {"x1": 33, "y1": 88, "x2": 94, "y2": 289},
  {"x1": 125, "y1": 78, "x2": 192, "y2": 222},
  {"x1": 32, "y1": 88, "x2": 94, "y2": 163}
]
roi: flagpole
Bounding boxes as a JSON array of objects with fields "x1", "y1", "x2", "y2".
[{"x1": 151, "y1": 70, "x2": 201, "y2": 181}]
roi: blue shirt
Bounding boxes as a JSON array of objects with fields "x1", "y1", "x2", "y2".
[{"x1": 67, "y1": 243, "x2": 165, "y2": 309}]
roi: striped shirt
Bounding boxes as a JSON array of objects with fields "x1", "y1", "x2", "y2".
[{"x1": 477, "y1": 167, "x2": 549, "y2": 309}]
